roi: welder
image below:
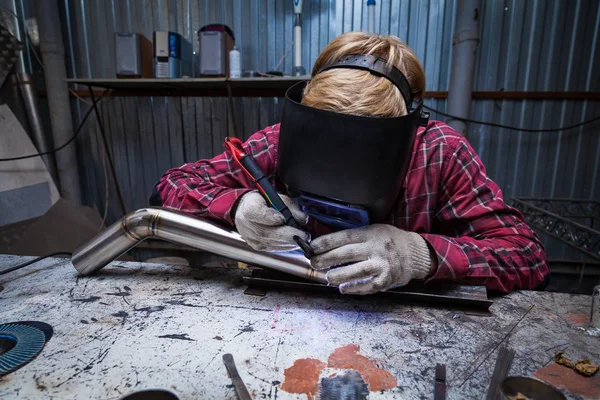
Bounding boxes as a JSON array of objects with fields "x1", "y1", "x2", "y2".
[{"x1": 155, "y1": 31, "x2": 549, "y2": 295}]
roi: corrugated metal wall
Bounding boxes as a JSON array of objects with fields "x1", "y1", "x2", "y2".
[{"x1": 11, "y1": 0, "x2": 600, "y2": 260}]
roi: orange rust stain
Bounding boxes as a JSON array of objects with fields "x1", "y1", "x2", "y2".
[
  {"x1": 564, "y1": 312, "x2": 590, "y2": 326},
  {"x1": 534, "y1": 363, "x2": 600, "y2": 399},
  {"x1": 327, "y1": 344, "x2": 397, "y2": 392},
  {"x1": 280, "y1": 358, "x2": 327, "y2": 399}
]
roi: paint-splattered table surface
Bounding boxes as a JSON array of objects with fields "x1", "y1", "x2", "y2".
[{"x1": 0, "y1": 255, "x2": 598, "y2": 400}]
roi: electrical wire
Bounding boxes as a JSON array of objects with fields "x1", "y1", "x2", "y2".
[
  {"x1": 69, "y1": 89, "x2": 95, "y2": 106},
  {"x1": 0, "y1": 95, "x2": 107, "y2": 162},
  {"x1": 273, "y1": 40, "x2": 295, "y2": 72},
  {"x1": 98, "y1": 130, "x2": 110, "y2": 232},
  {"x1": 423, "y1": 104, "x2": 600, "y2": 133},
  {"x1": 0, "y1": 252, "x2": 72, "y2": 276}
]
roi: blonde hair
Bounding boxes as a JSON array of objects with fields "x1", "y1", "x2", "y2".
[{"x1": 302, "y1": 31, "x2": 425, "y2": 118}]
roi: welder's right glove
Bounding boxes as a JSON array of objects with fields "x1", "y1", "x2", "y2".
[{"x1": 233, "y1": 190, "x2": 310, "y2": 252}]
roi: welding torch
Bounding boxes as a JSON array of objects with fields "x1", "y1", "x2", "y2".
[{"x1": 224, "y1": 137, "x2": 314, "y2": 258}]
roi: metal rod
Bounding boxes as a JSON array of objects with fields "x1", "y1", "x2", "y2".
[
  {"x1": 225, "y1": 81, "x2": 239, "y2": 138},
  {"x1": 367, "y1": 0, "x2": 376, "y2": 32},
  {"x1": 88, "y1": 85, "x2": 127, "y2": 215},
  {"x1": 222, "y1": 354, "x2": 252, "y2": 400},
  {"x1": 17, "y1": 72, "x2": 59, "y2": 187},
  {"x1": 71, "y1": 207, "x2": 327, "y2": 284},
  {"x1": 485, "y1": 347, "x2": 515, "y2": 400},
  {"x1": 292, "y1": 0, "x2": 305, "y2": 76}
]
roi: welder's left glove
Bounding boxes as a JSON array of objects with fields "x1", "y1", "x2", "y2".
[{"x1": 310, "y1": 224, "x2": 434, "y2": 295}]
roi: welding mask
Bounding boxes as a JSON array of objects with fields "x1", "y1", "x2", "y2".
[{"x1": 277, "y1": 54, "x2": 429, "y2": 231}]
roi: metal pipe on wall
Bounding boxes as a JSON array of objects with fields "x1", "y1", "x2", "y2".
[
  {"x1": 1, "y1": 0, "x2": 26, "y2": 74},
  {"x1": 292, "y1": 0, "x2": 305, "y2": 76},
  {"x1": 446, "y1": 0, "x2": 481, "y2": 136},
  {"x1": 72, "y1": 208, "x2": 327, "y2": 284},
  {"x1": 17, "y1": 72, "x2": 59, "y2": 187},
  {"x1": 35, "y1": 0, "x2": 81, "y2": 204},
  {"x1": 367, "y1": 0, "x2": 376, "y2": 32}
]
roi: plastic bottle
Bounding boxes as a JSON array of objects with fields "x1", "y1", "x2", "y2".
[{"x1": 229, "y1": 46, "x2": 241, "y2": 78}]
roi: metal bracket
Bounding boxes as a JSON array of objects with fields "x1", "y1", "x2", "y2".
[{"x1": 515, "y1": 198, "x2": 599, "y2": 220}]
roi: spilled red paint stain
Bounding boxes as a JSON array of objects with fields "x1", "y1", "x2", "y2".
[
  {"x1": 327, "y1": 344, "x2": 398, "y2": 391},
  {"x1": 534, "y1": 363, "x2": 600, "y2": 399},
  {"x1": 280, "y1": 344, "x2": 397, "y2": 396},
  {"x1": 564, "y1": 312, "x2": 590, "y2": 326},
  {"x1": 281, "y1": 358, "x2": 327, "y2": 399}
]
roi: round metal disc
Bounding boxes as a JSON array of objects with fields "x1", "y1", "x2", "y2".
[
  {"x1": 0, "y1": 323, "x2": 47, "y2": 376},
  {"x1": 10, "y1": 321, "x2": 53, "y2": 343}
]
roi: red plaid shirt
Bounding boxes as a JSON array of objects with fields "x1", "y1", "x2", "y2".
[{"x1": 157, "y1": 121, "x2": 548, "y2": 293}]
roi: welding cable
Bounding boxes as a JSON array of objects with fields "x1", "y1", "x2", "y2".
[
  {"x1": 0, "y1": 252, "x2": 72, "y2": 276},
  {"x1": 224, "y1": 138, "x2": 274, "y2": 205},
  {"x1": 423, "y1": 105, "x2": 600, "y2": 133},
  {"x1": 0, "y1": 95, "x2": 107, "y2": 162},
  {"x1": 272, "y1": 40, "x2": 295, "y2": 72},
  {"x1": 98, "y1": 138, "x2": 110, "y2": 232}
]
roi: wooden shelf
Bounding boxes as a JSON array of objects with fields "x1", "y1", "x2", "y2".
[{"x1": 65, "y1": 76, "x2": 310, "y2": 97}]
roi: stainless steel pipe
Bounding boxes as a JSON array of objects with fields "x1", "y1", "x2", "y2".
[{"x1": 71, "y1": 208, "x2": 327, "y2": 283}]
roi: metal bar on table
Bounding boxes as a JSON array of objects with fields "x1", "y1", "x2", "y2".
[
  {"x1": 486, "y1": 347, "x2": 515, "y2": 400},
  {"x1": 434, "y1": 364, "x2": 446, "y2": 400},
  {"x1": 222, "y1": 354, "x2": 251, "y2": 400},
  {"x1": 242, "y1": 269, "x2": 493, "y2": 309}
]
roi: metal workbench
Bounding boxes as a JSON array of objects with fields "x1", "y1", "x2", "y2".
[{"x1": 0, "y1": 255, "x2": 599, "y2": 399}]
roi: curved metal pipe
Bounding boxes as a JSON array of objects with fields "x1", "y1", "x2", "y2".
[{"x1": 71, "y1": 208, "x2": 327, "y2": 283}]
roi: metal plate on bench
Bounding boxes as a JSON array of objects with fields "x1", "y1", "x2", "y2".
[{"x1": 243, "y1": 268, "x2": 493, "y2": 310}]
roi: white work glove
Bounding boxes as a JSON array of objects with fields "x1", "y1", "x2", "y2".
[
  {"x1": 234, "y1": 190, "x2": 310, "y2": 252},
  {"x1": 310, "y1": 224, "x2": 433, "y2": 295}
]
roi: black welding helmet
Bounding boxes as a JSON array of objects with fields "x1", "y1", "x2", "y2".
[{"x1": 277, "y1": 54, "x2": 429, "y2": 230}]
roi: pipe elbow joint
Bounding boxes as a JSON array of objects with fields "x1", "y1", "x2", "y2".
[{"x1": 121, "y1": 208, "x2": 163, "y2": 241}]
